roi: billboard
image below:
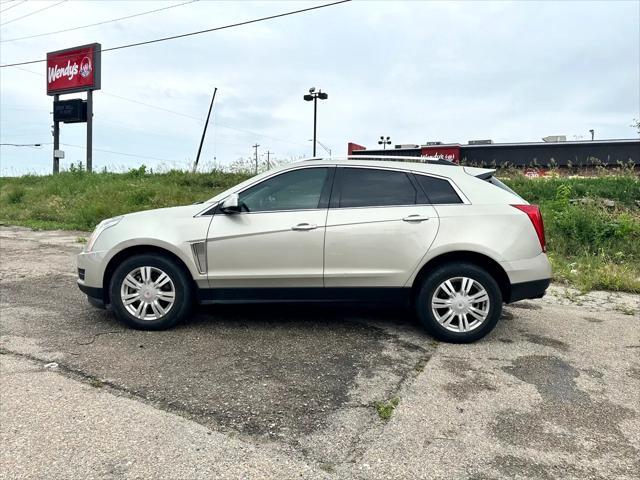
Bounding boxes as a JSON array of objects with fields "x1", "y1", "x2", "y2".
[{"x1": 46, "y1": 43, "x2": 101, "y2": 95}]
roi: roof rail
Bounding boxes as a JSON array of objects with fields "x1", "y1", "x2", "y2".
[{"x1": 346, "y1": 155, "x2": 458, "y2": 166}]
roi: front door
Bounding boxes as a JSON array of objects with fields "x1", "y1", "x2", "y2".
[{"x1": 206, "y1": 166, "x2": 333, "y2": 288}]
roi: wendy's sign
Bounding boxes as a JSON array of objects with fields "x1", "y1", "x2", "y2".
[
  {"x1": 46, "y1": 43, "x2": 101, "y2": 95},
  {"x1": 421, "y1": 145, "x2": 461, "y2": 163}
]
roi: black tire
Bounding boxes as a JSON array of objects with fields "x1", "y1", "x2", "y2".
[
  {"x1": 415, "y1": 263, "x2": 502, "y2": 343},
  {"x1": 109, "y1": 253, "x2": 193, "y2": 330}
]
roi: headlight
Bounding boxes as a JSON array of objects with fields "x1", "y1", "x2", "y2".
[{"x1": 86, "y1": 216, "x2": 123, "y2": 251}]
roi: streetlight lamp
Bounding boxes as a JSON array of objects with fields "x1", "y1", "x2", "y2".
[
  {"x1": 378, "y1": 136, "x2": 391, "y2": 150},
  {"x1": 589, "y1": 129, "x2": 595, "y2": 141},
  {"x1": 303, "y1": 87, "x2": 328, "y2": 157}
]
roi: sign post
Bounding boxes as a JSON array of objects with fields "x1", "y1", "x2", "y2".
[
  {"x1": 53, "y1": 94, "x2": 60, "y2": 174},
  {"x1": 46, "y1": 43, "x2": 101, "y2": 173},
  {"x1": 87, "y1": 90, "x2": 93, "y2": 172}
]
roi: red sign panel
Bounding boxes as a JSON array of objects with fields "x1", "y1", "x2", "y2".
[
  {"x1": 421, "y1": 145, "x2": 460, "y2": 163},
  {"x1": 47, "y1": 43, "x2": 101, "y2": 96}
]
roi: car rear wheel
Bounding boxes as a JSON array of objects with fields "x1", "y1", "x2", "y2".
[
  {"x1": 109, "y1": 254, "x2": 193, "y2": 330},
  {"x1": 415, "y1": 263, "x2": 502, "y2": 343}
]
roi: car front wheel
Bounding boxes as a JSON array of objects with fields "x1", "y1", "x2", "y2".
[
  {"x1": 109, "y1": 253, "x2": 193, "y2": 330},
  {"x1": 416, "y1": 263, "x2": 502, "y2": 343}
]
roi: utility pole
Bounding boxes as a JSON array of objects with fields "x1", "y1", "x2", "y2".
[
  {"x1": 253, "y1": 143, "x2": 260, "y2": 174},
  {"x1": 193, "y1": 87, "x2": 217, "y2": 172},
  {"x1": 266, "y1": 150, "x2": 273, "y2": 169}
]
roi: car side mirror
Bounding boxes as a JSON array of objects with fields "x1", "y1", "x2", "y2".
[{"x1": 220, "y1": 193, "x2": 240, "y2": 214}]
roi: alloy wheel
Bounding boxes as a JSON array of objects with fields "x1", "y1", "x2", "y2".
[
  {"x1": 120, "y1": 266, "x2": 175, "y2": 320},
  {"x1": 431, "y1": 276, "x2": 490, "y2": 333}
]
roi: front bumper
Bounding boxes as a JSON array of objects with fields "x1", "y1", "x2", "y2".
[
  {"x1": 77, "y1": 281, "x2": 104, "y2": 300},
  {"x1": 78, "y1": 281, "x2": 107, "y2": 308},
  {"x1": 77, "y1": 249, "x2": 109, "y2": 288},
  {"x1": 77, "y1": 249, "x2": 109, "y2": 307}
]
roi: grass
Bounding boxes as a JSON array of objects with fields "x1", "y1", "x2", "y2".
[
  {"x1": 1, "y1": 166, "x2": 638, "y2": 293},
  {"x1": 502, "y1": 173, "x2": 640, "y2": 293},
  {"x1": 374, "y1": 397, "x2": 400, "y2": 421},
  {"x1": 0, "y1": 166, "x2": 248, "y2": 231}
]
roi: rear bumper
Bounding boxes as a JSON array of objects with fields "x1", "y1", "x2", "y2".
[
  {"x1": 507, "y1": 278, "x2": 550, "y2": 303},
  {"x1": 500, "y1": 252, "x2": 552, "y2": 285}
]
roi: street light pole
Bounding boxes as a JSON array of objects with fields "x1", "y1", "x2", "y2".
[
  {"x1": 303, "y1": 87, "x2": 328, "y2": 157},
  {"x1": 378, "y1": 136, "x2": 391, "y2": 150},
  {"x1": 313, "y1": 97, "x2": 318, "y2": 157}
]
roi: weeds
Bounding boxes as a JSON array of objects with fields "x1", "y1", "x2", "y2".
[
  {"x1": 0, "y1": 169, "x2": 249, "y2": 231},
  {"x1": 613, "y1": 304, "x2": 637, "y2": 316},
  {"x1": 503, "y1": 174, "x2": 639, "y2": 293},
  {"x1": 88, "y1": 378, "x2": 104, "y2": 388},
  {"x1": 375, "y1": 397, "x2": 400, "y2": 421}
]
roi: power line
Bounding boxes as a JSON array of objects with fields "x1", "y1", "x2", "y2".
[
  {"x1": 0, "y1": 142, "x2": 46, "y2": 147},
  {"x1": 101, "y1": 91, "x2": 201, "y2": 121},
  {"x1": 0, "y1": 0, "x2": 351, "y2": 67},
  {"x1": 0, "y1": 0, "x2": 26, "y2": 14},
  {"x1": 61, "y1": 142, "x2": 177, "y2": 163},
  {"x1": 13, "y1": 67, "x2": 304, "y2": 146},
  {"x1": 1, "y1": 0, "x2": 198, "y2": 43},
  {"x1": 0, "y1": 0, "x2": 67, "y2": 27},
  {"x1": 10, "y1": 66, "x2": 308, "y2": 147}
]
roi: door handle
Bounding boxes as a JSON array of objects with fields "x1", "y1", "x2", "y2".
[
  {"x1": 402, "y1": 215, "x2": 430, "y2": 222},
  {"x1": 292, "y1": 223, "x2": 318, "y2": 231}
]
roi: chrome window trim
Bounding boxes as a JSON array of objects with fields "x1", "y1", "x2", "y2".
[
  {"x1": 194, "y1": 164, "x2": 470, "y2": 217},
  {"x1": 196, "y1": 165, "x2": 335, "y2": 217},
  {"x1": 334, "y1": 165, "x2": 471, "y2": 207}
]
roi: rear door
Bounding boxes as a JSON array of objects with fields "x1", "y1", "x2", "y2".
[{"x1": 323, "y1": 167, "x2": 440, "y2": 287}]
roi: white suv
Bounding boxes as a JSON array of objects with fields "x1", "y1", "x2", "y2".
[{"x1": 77, "y1": 157, "x2": 551, "y2": 343}]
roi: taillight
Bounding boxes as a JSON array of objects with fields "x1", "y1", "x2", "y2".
[{"x1": 512, "y1": 204, "x2": 546, "y2": 252}]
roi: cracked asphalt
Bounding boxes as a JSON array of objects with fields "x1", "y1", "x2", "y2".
[{"x1": 1, "y1": 226, "x2": 639, "y2": 479}]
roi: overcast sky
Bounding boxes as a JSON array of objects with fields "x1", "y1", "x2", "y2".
[{"x1": 1, "y1": 0, "x2": 638, "y2": 175}]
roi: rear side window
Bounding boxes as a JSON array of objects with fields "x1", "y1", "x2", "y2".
[
  {"x1": 338, "y1": 168, "x2": 416, "y2": 208},
  {"x1": 414, "y1": 174, "x2": 463, "y2": 204}
]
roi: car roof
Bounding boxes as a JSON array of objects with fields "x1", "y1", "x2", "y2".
[
  {"x1": 206, "y1": 157, "x2": 495, "y2": 204},
  {"x1": 286, "y1": 156, "x2": 491, "y2": 179}
]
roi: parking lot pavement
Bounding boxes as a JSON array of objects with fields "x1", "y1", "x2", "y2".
[{"x1": 1, "y1": 226, "x2": 639, "y2": 479}]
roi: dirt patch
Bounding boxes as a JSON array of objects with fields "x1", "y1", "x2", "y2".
[
  {"x1": 508, "y1": 302, "x2": 542, "y2": 310},
  {"x1": 522, "y1": 333, "x2": 569, "y2": 352},
  {"x1": 443, "y1": 358, "x2": 498, "y2": 401},
  {"x1": 493, "y1": 355, "x2": 638, "y2": 475}
]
